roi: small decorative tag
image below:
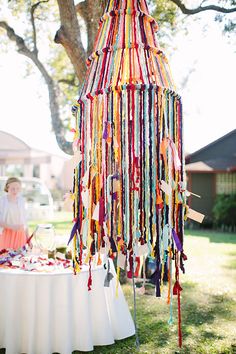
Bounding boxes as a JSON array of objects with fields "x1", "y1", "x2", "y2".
[
  {"x1": 136, "y1": 243, "x2": 149, "y2": 256},
  {"x1": 71, "y1": 150, "x2": 82, "y2": 168},
  {"x1": 117, "y1": 252, "x2": 126, "y2": 269},
  {"x1": 92, "y1": 202, "x2": 99, "y2": 221},
  {"x1": 160, "y1": 180, "x2": 172, "y2": 196},
  {"x1": 187, "y1": 208, "x2": 205, "y2": 223}
]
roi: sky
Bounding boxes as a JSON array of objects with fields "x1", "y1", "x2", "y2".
[
  {"x1": 169, "y1": 15, "x2": 236, "y2": 153},
  {"x1": 0, "y1": 54, "x2": 67, "y2": 156},
  {"x1": 0, "y1": 9, "x2": 235, "y2": 156}
]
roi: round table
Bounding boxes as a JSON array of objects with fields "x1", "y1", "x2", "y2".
[{"x1": 0, "y1": 262, "x2": 135, "y2": 354}]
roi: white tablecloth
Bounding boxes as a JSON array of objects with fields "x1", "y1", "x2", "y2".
[{"x1": 0, "y1": 262, "x2": 135, "y2": 354}]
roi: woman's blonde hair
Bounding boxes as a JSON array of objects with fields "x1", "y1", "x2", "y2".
[{"x1": 4, "y1": 177, "x2": 21, "y2": 192}]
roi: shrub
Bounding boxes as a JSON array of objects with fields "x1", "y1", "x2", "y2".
[{"x1": 212, "y1": 194, "x2": 236, "y2": 228}]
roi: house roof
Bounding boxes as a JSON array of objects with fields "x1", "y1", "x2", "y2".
[
  {"x1": 186, "y1": 129, "x2": 236, "y2": 173},
  {"x1": 0, "y1": 131, "x2": 51, "y2": 164},
  {"x1": 185, "y1": 161, "x2": 214, "y2": 172},
  {"x1": 186, "y1": 129, "x2": 236, "y2": 160},
  {"x1": 186, "y1": 156, "x2": 236, "y2": 172}
]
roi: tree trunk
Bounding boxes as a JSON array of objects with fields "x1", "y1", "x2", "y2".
[
  {"x1": 55, "y1": 0, "x2": 104, "y2": 84},
  {"x1": 76, "y1": 0, "x2": 104, "y2": 56},
  {"x1": 55, "y1": 0, "x2": 87, "y2": 84}
]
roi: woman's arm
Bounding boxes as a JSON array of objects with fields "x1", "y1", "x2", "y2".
[{"x1": 18, "y1": 196, "x2": 28, "y2": 229}]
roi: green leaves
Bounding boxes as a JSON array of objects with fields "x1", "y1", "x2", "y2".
[{"x1": 213, "y1": 194, "x2": 236, "y2": 229}]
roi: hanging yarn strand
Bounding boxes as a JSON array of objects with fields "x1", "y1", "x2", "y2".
[
  {"x1": 132, "y1": 259, "x2": 140, "y2": 349},
  {"x1": 71, "y1": 0, "x2": 186, "y2": 347}
]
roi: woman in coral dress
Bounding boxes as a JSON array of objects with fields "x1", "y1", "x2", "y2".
[{"x1": 0, "y1": 177, "x2": 28, "y2": 250}]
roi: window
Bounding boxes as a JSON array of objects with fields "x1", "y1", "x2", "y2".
[
  {"x1": 216, "y1": 173, "x2": 236, "y2": 194},
  {"x1": 5, "y1": 164, "x2": 23, "y2": 177},
  {"x1": 33, "y1": 165, "x2": 40, "y2": 178}
]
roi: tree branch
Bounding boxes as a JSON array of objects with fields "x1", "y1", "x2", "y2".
[
  {"x1": 55, "y1": 0, "x2": 87, "y2": 83},
  {"x1": 170, "y1": 0, "x2": 236, "y2": 15},
  {"x1": 74, "y1": 0, "x2": 103, "y2": 57},
  {"x1": 0, "y1": 21, "x2": 31, "y2": 55},
  {"x1": 75, "y1": 1, "x2": 86, "y2": 14},
  {"x1": 30, "y1": 1, "x2": 49, "y2": 55}
]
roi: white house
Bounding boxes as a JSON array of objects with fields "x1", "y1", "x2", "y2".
[{"x1": 0, "y1": 130, "x2": 74, "y2": 192}]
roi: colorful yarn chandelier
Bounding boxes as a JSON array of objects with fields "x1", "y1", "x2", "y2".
[{"x1": 70, "y1": 0, "x2": 187, "y2": 347}]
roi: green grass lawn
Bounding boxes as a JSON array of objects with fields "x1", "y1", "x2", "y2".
[{"x1": 28, "y1": 214, "x2": 236, "y2": 354}]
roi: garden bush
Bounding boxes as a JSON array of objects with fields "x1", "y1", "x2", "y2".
[{"x1": 213, "y1": 194, "x2": 236, "y2": 229}]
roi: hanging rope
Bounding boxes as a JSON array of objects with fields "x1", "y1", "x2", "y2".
[{"x1": 132, "y1": 259, "x2": 140, "y2": 349}]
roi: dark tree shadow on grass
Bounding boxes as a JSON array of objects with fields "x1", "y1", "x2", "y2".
[
  {"x1": 183, "y1": 282, "x2": 235, "y2": 321},
  {"x1": 87, "y1": 281, "x2": 236, "y2": 353},
  {"x1": 181, "y1": 283, "x2": 236, "y2": 347}
]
